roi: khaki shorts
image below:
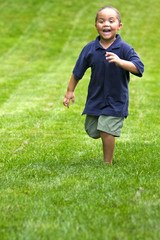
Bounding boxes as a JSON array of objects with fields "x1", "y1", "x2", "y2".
[{"x1": 85, "y1": 115, "x2": 124, "y2": 138}]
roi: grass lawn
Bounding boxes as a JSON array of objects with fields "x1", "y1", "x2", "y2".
[{"x1": 0, "y1": 0, "x2": 160, "y2": 239}]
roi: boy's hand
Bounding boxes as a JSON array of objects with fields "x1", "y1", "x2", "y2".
[
  {"x1": 63, "y1": 91, "x2": 75, "y2": 108},
  {"x1": 105, "y1": 52, "x2": 140, "y2": 74},
  {"x1": 105, "y1": 52, "x2": 121, "y2": 66}
]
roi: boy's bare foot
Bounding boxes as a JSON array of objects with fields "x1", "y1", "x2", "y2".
[{"x1": 104, "y1": 161, "x2": 112, "y2": 165}]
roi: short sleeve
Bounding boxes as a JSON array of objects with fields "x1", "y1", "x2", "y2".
[
  {"x1": 125, "y1": 48, "x2": 144, "y2": 77},
  {"x1": 73, "y1": 46, "x2": 89, "y2": 80}
]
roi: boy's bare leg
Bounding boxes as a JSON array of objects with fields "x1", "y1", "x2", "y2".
[{"x1": 100, "y1": 131, "x2": 115, "y2": 165}]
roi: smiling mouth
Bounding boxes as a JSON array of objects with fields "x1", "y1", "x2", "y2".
[{"x1": 103, "y1": 29, "x2": 111, "y2": 33}]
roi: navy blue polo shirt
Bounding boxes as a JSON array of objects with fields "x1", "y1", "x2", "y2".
[{"x1": 73, "y1": 34, "x2": 144, "y2": 117}]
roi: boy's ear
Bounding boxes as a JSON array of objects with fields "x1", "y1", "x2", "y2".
[{"x1": 118, "y1": 23, "x2": 123, "y2": 31}]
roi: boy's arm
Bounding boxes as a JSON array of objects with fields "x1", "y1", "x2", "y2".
[
  {"x1": 63, "y1": 74, "x2": 78, "y2": 108},
  {"x1": 105, "y1": 52, "x2": 140, "y2": 75}
]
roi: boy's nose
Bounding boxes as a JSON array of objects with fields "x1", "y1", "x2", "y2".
[{"x1": 104, "y1": 21, "x2": 110, "y2": 26}]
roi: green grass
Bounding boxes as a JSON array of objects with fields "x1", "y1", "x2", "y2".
[{"x1": 0, "y1": 0, "x2": 160, "y2": 239}]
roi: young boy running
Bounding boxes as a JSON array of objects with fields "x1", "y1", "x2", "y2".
[{"x1": 63, "y1": 6, "x2": 144, "y2": 165}]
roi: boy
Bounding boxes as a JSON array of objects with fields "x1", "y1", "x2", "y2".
[{"x1": 63, "y1": 6, "x2": 144, "y2": 165}]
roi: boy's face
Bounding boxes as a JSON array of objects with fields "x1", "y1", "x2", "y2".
[{"x1": 95, "y1": 8, "x2": 122, "y2": 42}]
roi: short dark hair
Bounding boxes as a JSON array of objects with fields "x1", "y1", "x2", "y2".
[{"x1": 95, "y1": 6, "x2": 121, "y2": 23}]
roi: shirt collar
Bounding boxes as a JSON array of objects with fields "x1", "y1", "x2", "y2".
[{"x1": 95, "y1": 34, "x2": 122, "y2": 50}]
